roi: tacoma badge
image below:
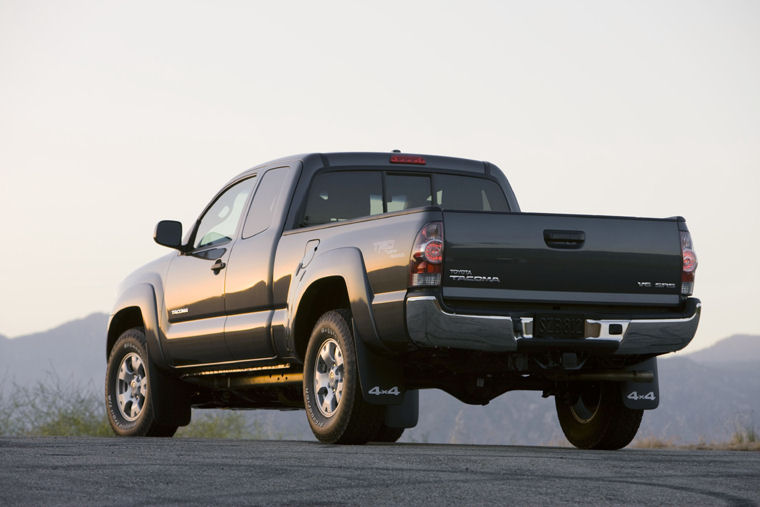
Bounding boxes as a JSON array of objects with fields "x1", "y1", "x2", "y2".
[{"x1": 449, "y1": 269, "x2": 500, "y2": 283}]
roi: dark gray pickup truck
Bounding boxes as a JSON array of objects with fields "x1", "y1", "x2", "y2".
[{"x1": 105, "y1": 152, "x2": 700, "y2": 449}]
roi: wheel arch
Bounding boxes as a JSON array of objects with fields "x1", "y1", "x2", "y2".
[
  {"x1": 107, "y1": 306, "x2": 144, "y2": 358},
  {"x1": 289, "y1": 247, "x2": 384, "y2": 358},
  {"x1": 292, "y1": 276, "x2": 351, "y2": 362},
  {"x1": 107, "y1": 283, "x2": 168, "y2": 368},
  {"x1": 289, "y1": 247, "x2": 406, "y2": 407}
]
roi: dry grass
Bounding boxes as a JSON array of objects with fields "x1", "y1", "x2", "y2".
[
  {"x1": 687, "y1": 441, "x2": 760, "y2": 451},
  {"x1": 633, "y1": 425, "x2": 760, "y2": 451},
  {"x1": 632, "y1": 436, "x2": 677, "y2": 449},
  {"x1": 634, "y1": 438, "x2": 760, "y2": 451},
  {"x1": 0, "y1": 373, "x2": 278, "y2": 439}
]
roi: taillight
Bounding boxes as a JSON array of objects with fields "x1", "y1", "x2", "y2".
[
  {"x1": 410, "y1": 221, "x2": 443, "y2": 287},
  {"x1": 680, "y1": 230, "x2": 697, "y2": 295}
]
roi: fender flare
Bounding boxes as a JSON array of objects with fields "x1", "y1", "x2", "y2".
[
  {"x1": 108, "y1": 283, "x2": 169, "y2": 369},
  {"x1": 289, "y1": 247, "x2": 383, "y2": 353},
  {"x1": 289, "y1": 247, "x2": 408, "y2": 406}
]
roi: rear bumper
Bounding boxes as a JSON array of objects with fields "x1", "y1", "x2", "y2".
[
  {"x1": 405, "y1": 295, "x2": 515, "y2": 352},
  {"x1": 405, "y1": 296, "x2": 701, "y2": 355}
]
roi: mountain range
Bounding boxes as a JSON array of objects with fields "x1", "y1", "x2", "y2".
[{"x1": 1, "y1": 314, "x2": 757, "y2": 445}]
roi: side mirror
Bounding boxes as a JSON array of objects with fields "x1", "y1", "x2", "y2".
[{"x1": 154, "y1": 220, "x2": 183, "y2": 250}]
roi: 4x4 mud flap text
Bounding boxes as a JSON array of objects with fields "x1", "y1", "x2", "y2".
[{"x1": 621, "y1": 357, "x2": 659, "y2": 410}]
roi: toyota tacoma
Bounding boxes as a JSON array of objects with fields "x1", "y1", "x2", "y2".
[{"x1": 105, "y1": 151, "x2": 700, "y2": 449}]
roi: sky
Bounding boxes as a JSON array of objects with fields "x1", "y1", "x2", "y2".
[{"x1": 0, "y1": 0, "x2": 758, "y2": 353}]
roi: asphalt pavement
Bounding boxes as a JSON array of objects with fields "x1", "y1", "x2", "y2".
[{"x1": 1, "y1": 437, "x2": 758, "y2": 505}]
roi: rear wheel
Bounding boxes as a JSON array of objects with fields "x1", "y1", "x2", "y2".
[
  {"x1": 555, "y1": 382, "x2": 643, "y2": 450},
  {"x1": 105, "y1": 328, "x2": 189, "y2": 437},
  {"x1": 303, "y1": 310, "x2": 383, "y2": 444}
]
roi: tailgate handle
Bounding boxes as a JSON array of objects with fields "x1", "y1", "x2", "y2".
[{"x1": 544, "y1": 230, "x2": 585, "y2": 249}]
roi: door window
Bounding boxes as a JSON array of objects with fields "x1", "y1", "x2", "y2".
[
  {"x1": 194, "y1": 177, "x2": 257, "y2": 249},
  {"x1": 242, "y1": 167, "x2": 289, "y2": 239}
]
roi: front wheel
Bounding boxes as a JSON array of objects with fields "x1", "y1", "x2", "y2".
[
  {"x1": 105, "y1": 328, "x2": 189, "y2": 437},
  {"x1": 555, "y1": 382, "x2": 643, "y2": 450},
  {"x1": 303, "y1": 310, "x2": 383, "y2": 444}
]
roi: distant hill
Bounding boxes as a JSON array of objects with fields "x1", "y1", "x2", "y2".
[
  {"x1": 0, "y1": 313, "x2": 108, "y2": 390},
  {"x1": 684, "y1": 334, "x2": 759, "y2": 365},
  {"x1": 1, "y1": 316, "x2": 758, "y2": 445}
]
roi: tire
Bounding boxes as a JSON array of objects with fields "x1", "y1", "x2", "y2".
[
  {"x1": 303, "y1": 310, "x2": 383, "y2": 444},
  {"x1": 105, "y1": 328, "x2": 189, "y2": 437},
  {"x1": 555, "y1": 382, "x2": 643, "y2": 450},
  {"x1": 371, "y1": 423, "x2": 405, "y2": 443}
]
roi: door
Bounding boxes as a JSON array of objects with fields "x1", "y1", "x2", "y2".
[
  {"x1": 163, "y1": 176, "x2": 257, "y2": 365},
  {"x1": 223, "y1": 166, "x2": 291, "y2": 360}
]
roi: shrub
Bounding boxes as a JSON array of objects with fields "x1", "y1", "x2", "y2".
[
  {"x1": 176, "y1": 411, "x2": 264, "y2": 439},
  {"x1": 731, "y1": 419, "x2": 758, "y2": 445},
  {"x1": 0, "y1": 372, "x2": 281, "y2": 439},
  {"x1": 0, "y1": 375, "x2": 110, "y2": 437}
]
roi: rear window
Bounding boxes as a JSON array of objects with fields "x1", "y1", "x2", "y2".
[
  {"x1": 302, "y1": 172, "x2": 383, "y2": 226},
  {"x1": 301, "y1": 170, "x2": 508, "y2": 227},
  {"x1": 434, "y1": 174, "x2": 508, "y2": 212},
  {"x1": 386, "y1": 174, "x2": 432, "y2": 212}
]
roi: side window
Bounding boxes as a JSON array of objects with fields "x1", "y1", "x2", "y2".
[
  {"x1": 434, "y1": 175, "x2": 508, "y2": 212},
  {"x1": 194, "y1": 177, "x2": 257, "y2": 249},
  {"x1": 302, "y1": 171, "x2": 382, "y2": 226},
  {"x1": 386, "y1": 175, "x2": 431, "y2": 212},
  {"x1": 242, "y1": 167, "x2": 289, "y2": 239}
]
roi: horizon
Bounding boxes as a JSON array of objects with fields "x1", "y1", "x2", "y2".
[{"x1": 1, "y1": 1, "x2": 758, "y2": 349}]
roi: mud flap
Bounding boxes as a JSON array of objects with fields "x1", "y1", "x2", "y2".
[
  {"x1": 351, "y1": 319, "x2": 406, "y2": 406},
  {"x1": 621, "y1": 357, "x2": 659, "y2": 410},
  {"x1": 149, "y1": 361, "x2": 191, "y2": 427},
  {"x1": 385, "y1": 389, "x2": 419, "y2": 429}
]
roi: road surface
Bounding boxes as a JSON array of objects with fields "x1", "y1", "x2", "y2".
[{"x1": 1, "y1": 437, "x2": 758, "y2": 505}]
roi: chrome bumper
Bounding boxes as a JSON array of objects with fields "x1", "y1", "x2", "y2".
[
  {"x1": 405, "y1": 296, "x2": 701, "y2": 355},
  {"x1": 405, "y1": 296, "x2": 516, "y2": 352}
]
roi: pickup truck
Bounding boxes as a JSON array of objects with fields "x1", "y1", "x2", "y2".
[{"x1": 105, "y1": 151, "x2": 700, "y2": 449}]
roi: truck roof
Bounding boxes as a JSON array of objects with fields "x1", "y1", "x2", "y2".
[
  {"x1": 221, "y1": 151, "x2": 519, "y2": 219},
  {"x1": 230, "y1": 151, "x2": 489, "y2": 184}
]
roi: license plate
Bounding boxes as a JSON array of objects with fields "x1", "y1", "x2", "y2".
[{"x1": 534, "y1": 314, "x2": 585, "y2": 339}]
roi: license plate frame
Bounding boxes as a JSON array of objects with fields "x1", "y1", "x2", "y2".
[{"x1": 534, "y1": 314, "x2": 586, "y2": 339}]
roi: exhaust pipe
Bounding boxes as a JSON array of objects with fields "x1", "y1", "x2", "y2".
[{"x1": 552, "y1": 370, "x2": 654, "y2": 383}]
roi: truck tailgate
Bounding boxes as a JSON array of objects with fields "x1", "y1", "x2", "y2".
[{"x1": 442, "y1": 211, "x2": 683, "y2": 306}]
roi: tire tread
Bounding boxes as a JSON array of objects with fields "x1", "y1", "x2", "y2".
[
  {"x1": 105, "y1": 328, "x2": 186, "y2": 437},
  {"x1": 303, "y1": 309, "x2": 383, "y2": 444},
  {"x1": 555, "y1": 382, "x2": 643, "y2": 450}
]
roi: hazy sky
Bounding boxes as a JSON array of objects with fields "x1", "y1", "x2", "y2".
[{"x1": 1, "y1": 1, "x2": 758, "y2": 352}]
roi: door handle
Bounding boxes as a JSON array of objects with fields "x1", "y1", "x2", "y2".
[
  {"x1": 544, "y1": 230, "x2": 585, "y2": 249},
  {"x1": 211, "y1": 259, "x2": 226, "y2": 274}
]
